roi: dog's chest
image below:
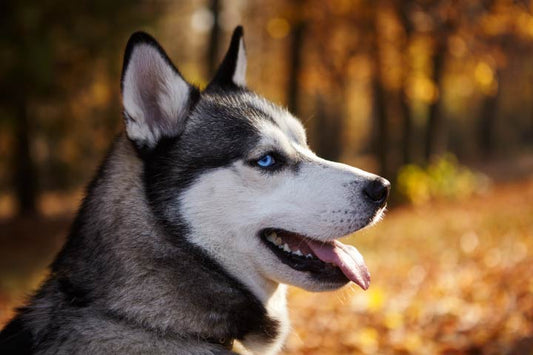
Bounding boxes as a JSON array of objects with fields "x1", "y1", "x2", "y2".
[{"x1": 238, "y1": 285, "x2": 290, "y2": 354}]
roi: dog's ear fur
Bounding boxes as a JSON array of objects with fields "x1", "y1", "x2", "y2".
[
  {"x1": 121, "y1": 32, "x2": 198, "y2": 149},
  {"x1": 207, "y1": 26, "x2": 247, "y2": 90}
]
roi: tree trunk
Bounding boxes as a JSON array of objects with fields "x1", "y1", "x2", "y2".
[
  {"x1": 400, "y1": 88, "x2": 412, "y2": 165},
  {"x1": 313, "y1": 94, "x2": 344, "y2": 161},
  {"x1": 424, "y1": 37, "x2": 447, "y2": 162},
  {"x1": 478, "y1": 71, "x2": 499, "y2": 158},
  {"x1": 207, "y1": 0, "x2": 221, "y2": 78},
  {"x1": 314, "y1": 95, "x2": 329, "y2": 158},
  {"x1": 397, "y1": 2, "x2": 414, "y2": 165},
  {"x1": 14, "y1": 93, "x2": 38, "y2": 216},
  {"x1": 287, "y1": 20, "x2": 306, "y2": 114},
  {"x1": 372, "y1": 69, "x2": 389, "y2": 177},
  {"x1": 370, "y1": 6, "x2": 389, "y2": 178}
]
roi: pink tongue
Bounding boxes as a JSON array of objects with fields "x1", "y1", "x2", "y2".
[{"x1": 306, "y1": 239, "x2": 370, "y2": 290}]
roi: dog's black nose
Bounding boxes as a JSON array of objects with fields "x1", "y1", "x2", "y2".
[{"x1": 363, "y1": 178, "x2": 390, "y2": 205}]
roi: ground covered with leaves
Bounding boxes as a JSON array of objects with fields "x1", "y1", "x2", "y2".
[
  {"x1": 284, "y1": 178, "x2": 533, "y2": 354},
  {"x1": 0, "y1": 179, "x2": 532, "y2": 354}
]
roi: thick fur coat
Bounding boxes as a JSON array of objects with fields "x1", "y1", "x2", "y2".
[{"x1": 0, "y1": 27, "x2": 389, "y2": 354}]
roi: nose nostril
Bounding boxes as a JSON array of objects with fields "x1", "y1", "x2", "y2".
[{"x1": 364, "y1": 178, "x2": 390, "y2": 204}]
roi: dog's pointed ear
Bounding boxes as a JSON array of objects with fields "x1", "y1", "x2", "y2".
[
  {"x1": 121, "y1": 32, "x2": 198, "y2": 149},
  {"x1": 207, "y1": 26, "x2": 246, "y2": 90}
]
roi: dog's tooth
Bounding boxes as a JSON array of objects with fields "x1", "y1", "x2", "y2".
[
  {"x1": 283, "y1": 243, "x2": 291, "y2": 253},
  {"x1": 266, "y1": 231, "x2": 283, "y2": 246},
  {"x1": 293, "y1": 250, "x2": 303, "y2": 256},
  {"x1": 305, "y1": 254, "x2": 313, "y2": 259}
]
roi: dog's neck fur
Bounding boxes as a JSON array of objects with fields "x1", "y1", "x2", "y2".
[{"x1": 25, "y1": 136, "x2": 288, "y2": 354}]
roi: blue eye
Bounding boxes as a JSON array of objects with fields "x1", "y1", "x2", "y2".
[{"x1": 257, "y1": 154, "x2": 275, "y2": 167}]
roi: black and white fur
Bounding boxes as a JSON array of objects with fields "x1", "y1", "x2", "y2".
[{"x1": 0, "y1": 27, "x2": 389, "y2": 354}]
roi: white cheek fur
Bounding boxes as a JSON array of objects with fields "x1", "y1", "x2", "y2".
[{"x1": 179, "y1": 156, "x2": 380, "y2": 297}]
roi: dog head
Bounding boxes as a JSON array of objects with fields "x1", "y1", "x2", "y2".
[{"x1": 121, "y1": 27, "x2": 389, "y2": 295}]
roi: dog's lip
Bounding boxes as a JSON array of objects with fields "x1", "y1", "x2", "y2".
[{"x1": 261, "y1": 229, "x2": 370, "y2": 290}]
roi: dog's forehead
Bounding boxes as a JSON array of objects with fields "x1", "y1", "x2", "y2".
[
  {"x1": 197, "y1": 91, "x2": 307, "y2": 146},
  {"x1": 238, "y1": 93, "x2": 306, "y2": 145}
]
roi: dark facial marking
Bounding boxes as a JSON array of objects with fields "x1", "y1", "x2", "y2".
[{"x1": 143, "y1": 90, "x2": 262, "y2": 238}]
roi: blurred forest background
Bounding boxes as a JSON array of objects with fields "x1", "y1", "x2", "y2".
[{"x1": 0, "y1": 0, "x2": 532, "y2": 354}]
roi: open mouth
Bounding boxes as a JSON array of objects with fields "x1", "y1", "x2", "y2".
[{"x1": 260, "y1": 229, "x2": 370, "y2": 290}]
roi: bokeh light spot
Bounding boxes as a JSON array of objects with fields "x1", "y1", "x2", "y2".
[
  {"x1": 267, "y1": 17, "x2": 290, "y2": 39},
  {"x1": 191, "y1": 7, "x2": 214, "y2": 33}
]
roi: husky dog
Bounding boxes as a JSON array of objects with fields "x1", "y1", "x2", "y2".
[{"x1": 0, "y1": 27, "x2": 389, "y2": 354}]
